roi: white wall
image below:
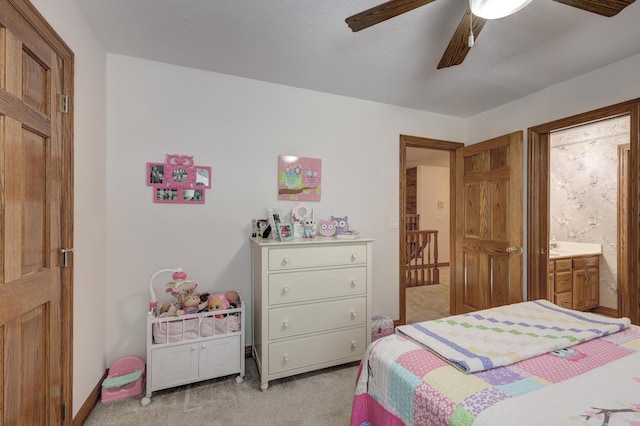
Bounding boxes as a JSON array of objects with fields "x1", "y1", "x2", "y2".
[
  {"x1": 29, "y1": 0, "x2": 108, "y2": 417},
  {"x1": 105, "y1": 54, "x2": 467, "y2": 365},
  {"x1": 416, "y1": 165, "x2": 450, "y2": 263}
]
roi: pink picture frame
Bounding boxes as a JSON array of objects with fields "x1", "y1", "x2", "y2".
[{"x1": 146, "y1": 154, "x2": 211, "y2": 204}]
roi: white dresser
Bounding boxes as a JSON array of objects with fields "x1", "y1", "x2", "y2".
[{"x1": 250, "y1": 237, "x2": 373, "y2": 391}]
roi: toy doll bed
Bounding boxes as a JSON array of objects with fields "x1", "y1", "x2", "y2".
[{"x1": 351, "y1": 300, "x2": 640, "y2": 426}]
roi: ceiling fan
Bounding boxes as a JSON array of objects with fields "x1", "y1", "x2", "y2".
[{"x1": 345, "y1": 0, "x2": 636, "y2": 69}]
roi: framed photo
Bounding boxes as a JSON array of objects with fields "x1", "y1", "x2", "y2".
[
  {"x1": 146, "y1": 154, "x2": 212, "y2": 204},
  {"x1": 267, "y1": 208, "x2": 282, "y2": 239},
  {"x1": 277, "y1": 223, "x2": 294, "y2": 241}
]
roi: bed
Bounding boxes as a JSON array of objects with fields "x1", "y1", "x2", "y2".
[{"x1": 351, "y1": 300, "x2": 640, "y2": 426}]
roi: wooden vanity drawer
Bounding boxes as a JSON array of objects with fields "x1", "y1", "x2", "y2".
[
  {"x1": 268, "y1": 244, "x2": 367, "y2": 271},
  {"x1": 268, "y1": 267, "x2": 367, "y2": 305},
  {"x1": 268, "y1": 297, "x2": 366, "y2": 339},
  {"x1": 573, "y1": 256, "x2": 599, "y2": 269},
  {"x1": 554, "y1": 259, "x2": 572, "y2": 272},
  {"x1": 555, "y1": 292, "x2": 573, "y2": 309},
  {"x1": 268, "y1": 327, "x2": 366, "y2": 374}
]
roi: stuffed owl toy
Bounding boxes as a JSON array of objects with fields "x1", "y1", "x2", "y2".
[
  {"x1": 319, "y1": 219, "x2": 337, "y2": 237},
  {"x1": 331, "y1": 215, "x2": 349, "y2": 234}
]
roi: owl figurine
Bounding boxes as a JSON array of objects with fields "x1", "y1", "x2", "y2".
[
  {"x1": 331, "y1": 215, "x2": 349, "y2": 234},
  {"x1": 319, "y1": 219, "x2": 337, "y2": 237}
]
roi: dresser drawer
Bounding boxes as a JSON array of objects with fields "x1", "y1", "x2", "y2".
[
  {"x1": 268, "y1": 267, "x2": 367, "y2": 305},
  {"x1": 268, "y1": 244, "x2": 367, "y2": 270},
  {"x1": 268, "y1": 327, "x2": 367, "y2": 374},
  {"x1": 268, "y1": 297, "x2": 366, "y2": 339}
]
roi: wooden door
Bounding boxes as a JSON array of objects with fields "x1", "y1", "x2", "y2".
[
  {"x1": 454, "y1": 132, "x2": 523, "y2": 313},
  {"x1": 0, "y1": 0, "x2": 74, "y2": 423}
]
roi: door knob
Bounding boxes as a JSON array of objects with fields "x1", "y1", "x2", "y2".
[{"x1": 506, "y1": 246, "x2": 522, "y2": 254}]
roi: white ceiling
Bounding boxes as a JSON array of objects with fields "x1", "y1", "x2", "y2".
[{"x1": 72, "y1": 0, "x2": 640, "y2": 118}]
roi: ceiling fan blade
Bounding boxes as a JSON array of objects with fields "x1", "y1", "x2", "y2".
[
  {"x1": 551, "y1": 0, "x2": 635, "y2": 17},
  {"x1": 437, "y1": 9, "x2": 487, "y2": 69},
  {"x1": 345, "y1": 0, "x2": 438, "y2": 32}
]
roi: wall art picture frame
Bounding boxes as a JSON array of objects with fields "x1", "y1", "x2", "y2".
[
  {"x1": 146, "y1": 154, "x2": 211, "y2": 204},
  {"x1": 277, "y1": 223, "x2": 294, "y2": 241},
  {"x1": 278, "y1": 155, "x2": 321, "y2": 201}
]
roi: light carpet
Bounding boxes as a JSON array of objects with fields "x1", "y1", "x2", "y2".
[
  {"x1": 86, "y1": 358, "x2": 358, "y2": 425},
  {"x1": 406, "y1": 266, "x2": 450, "y2": 324}
]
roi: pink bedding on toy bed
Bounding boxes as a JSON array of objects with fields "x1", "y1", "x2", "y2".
[{"x1": 152, "y1": 314, "x2": 241, "y2": 344}]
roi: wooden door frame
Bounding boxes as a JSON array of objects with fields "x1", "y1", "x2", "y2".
[
  {"x1": 527, "y1": 99, "x2": 639, "y2": 325},
  {"x1": 9, "y1": 0, "x2": 75, "y2": 419},
  {"x1": 398, "y1": 135, "x2": 463, "y2": 326}
]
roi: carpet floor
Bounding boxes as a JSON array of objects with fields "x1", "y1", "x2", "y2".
[
  {"x1": 406, "y1": 266, "x2": 450, "y2": 324},
  {"x1": 86, "y1": 358, "x2": 358, "y2": 425}
]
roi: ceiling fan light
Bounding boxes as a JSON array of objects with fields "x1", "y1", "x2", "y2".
[{"x1": 470, "y1": 0, "x2": 532, "y2": 19}]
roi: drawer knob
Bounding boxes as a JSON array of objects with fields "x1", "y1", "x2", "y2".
[
  {"x1": 201, "y1": 343, "x2": 207, "y2": 349},
  {"x1": 351, "y1": 341, "x2": 357, "y2": 349},
  {"x1": 191, "y1": 345, "x2": 197, "y2": 351},
  {"x1": 282, "y1": 286, "x2": 290, "y2": 294},
  {"x1": 283, "y1": 354, "x2": 290, "y2": 362},
  {"x1": 351, "y1": 310, "x2": 357, "y2": 318},
  {"x1": 350, "y1": 280, "x2": 357, "y2": 288},
  {"x1": 283, "y1": 256, "x2": 291, "y2": 264},
  {"x1": 283, "y1": 320, "x2": 289, "y2": 328},
  {"x1": 351, "y1": 253, "x2": 358, "y2": 261}
]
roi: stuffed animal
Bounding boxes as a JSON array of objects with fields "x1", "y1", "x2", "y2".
[
  {"x1": 225, "y1": 290, "x2": 240, "y2": 307},
  {"x1": 176, "y1": 290, "x2": 207, "y2": 315},
  {"x1": 160, "y1": 289, "x2": 206, "y2": 317},
  {"x1": 331, "y1": 215, "x2": 349, "y2": 234},
  {"x1": 319, "y1": 218, "x2": 337, "y2": 237},
  {"x1": 207, "y1": 293, "x2": 230, "y2": 318},
  {"x1": 302, "y1": 215, "x2": 316, "y2": 238}
]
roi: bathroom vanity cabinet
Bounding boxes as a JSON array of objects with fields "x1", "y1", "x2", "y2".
[{"x1": 548, "y1": 255, "x2": 599, "y2": 311}]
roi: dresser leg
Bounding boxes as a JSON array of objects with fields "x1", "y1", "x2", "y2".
[{"x1": 260, "y1": 382, "x2": 269, "y2": 392}]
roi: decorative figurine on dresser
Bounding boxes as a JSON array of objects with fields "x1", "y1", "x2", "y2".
[{"x1": 250, "y1": 236, "x2": 373, "y2": 391}]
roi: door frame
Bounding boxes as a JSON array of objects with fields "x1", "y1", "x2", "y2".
[
  {"x1": 9, "y1": 0, "x2": 75, "y2": 419},
  {"x1": 527, "y1": 99, "x2": 639, "y2": 325},
  {"x1": 398, "y1": 135, "x2": 463, "y2": 326}
]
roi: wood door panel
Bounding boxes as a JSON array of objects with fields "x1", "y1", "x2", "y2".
[
  {"x1": 22, "y1": 48, "x2": 49, "y2": 114},
  {"x1": 489, "y1": 179, "x2": 508, "y2": 241},
  {"x1": 455, "y1": 132, "x2": 523, "y2": 314},
  {"x1": 461, "y1": 251, "x2": 484, "y2": 309},
  {"x1": 23, "y1": 128, "x2": 48, "y2": 274},
  {"x1": 5, "y1": 307, "x2": 47, "y2": 424},
  {"x1": 463, "y1": 182, "x2": 482, "y2": 238},
  {"x1": 0, "y1": 1, "x2": 72, "y2": 422}
]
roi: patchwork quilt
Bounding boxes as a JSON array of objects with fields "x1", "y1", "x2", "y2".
[
  {"x1": 352, "y1": 313, "x2": 640, "y2": 425},
  {"x1": 395, "y1": 300, "x2": 630, "y2": 373}
]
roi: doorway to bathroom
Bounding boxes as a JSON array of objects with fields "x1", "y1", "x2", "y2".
[{"x1": 528, "y1": 100, "x2": 639, "y2": 324}]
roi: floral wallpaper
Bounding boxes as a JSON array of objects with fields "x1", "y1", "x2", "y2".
[{"x1": 549, "y1": 115, "x2": 629, "y2": 309}]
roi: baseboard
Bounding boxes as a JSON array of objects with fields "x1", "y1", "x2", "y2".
[
  {"x1": 593, "y1": 306, "x2": 618, "y2": 318},
  {"x1": 73, "y1": 369, "x2": 108, "y2": 425}
]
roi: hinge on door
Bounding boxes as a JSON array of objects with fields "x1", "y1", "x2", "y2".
[
  {"x1": 60, "y1": 94, "x2": 69, "y2": 113},
  {"x1": 61, "y1": 402, "x2": 67, "y2": 422},
  {"x1": 61, "y1": 248, "x2": 75, "y2": 268}
]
